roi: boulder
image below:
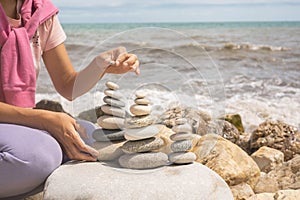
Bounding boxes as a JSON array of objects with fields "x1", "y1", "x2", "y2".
[
  {"x1": 230, "y1": 183, "x2": 255, "y2": 200},
  {"x1": 274, "y1": 189, "x2": 300, "y2": 200},
  {"x1": 192, "y1": 134, "x2": 260, "y2": 188},
  {"x1": 254, "y1": 172, "x2": 279, "y2": 193},
  {"x1": 250, "y1": 120, "x2": 300, "y2": 161},
  {"x1": 43, "y1": 162, "x2": 234, "y2": 200},
  {"x1": 251, "y1": 146, "x2": 284, "y2": 173},
  {"x1": 206, "y1": 120, "x2": 240, "y2": 144}
]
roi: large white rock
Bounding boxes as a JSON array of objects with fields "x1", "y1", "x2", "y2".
[{"x1": 44, "y1": 162, "x2": 233, "y2": 200}]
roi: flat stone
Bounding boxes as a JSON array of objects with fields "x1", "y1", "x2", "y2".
[
  {"x1": 92, "y1": 141, "x2": 125, "y2": 161},
  {"x1": 121, "y1": 137, "x2": 165, "y2": 153},
  {"x1": 168, "y1": 152, "x2": 196, "y2": 164},
  {"x1": 130, "y1": 104, "x2": 151, "y2": 116},
  {"x1": 118, "y1": 152, "x2": 168, "y2": 169},
  {"x1": 106, "y1": 81, "x2": 119, "y2": 90},
  {"x1": 100, "y1": 104, "x2": 126, "y2": 118},
  {"x1": 134, "y1": 98, "x2": 150, "y2": 105},
  {"x1": 104, "y1": 89, "x2": 124, "y2": 100},
  {"x1": 92, "y1": 129, "x2": 125, "y2": 141},
  {"x1": 124, "y1": 125, "x2": 162, "y2": 141},
  {"x1": 103, "y1": 96, "x2": 125, "y2": 107},
  {"x1": 175, "y1": 118, "x2": 187, "y2": 125},
  {"x1": 172, "y1": 123, "x2": 193, "y2": 133},
  {"x1": 171, "y1": 140, "x2": 192, "y2": 152},
  {"x1": 125, "y1": 115, "x2": 156, "y2": 129},
  {"x1": 135, "y1": 90, "x2": 146, "y2": 98},
  {"x1": 170, "y1": 132, "x2": 194, "y2": 141},
  {"x1": 44, "y1": 162, "x2": 233, "y2": 200},
  {"x1": 97, "y1": 115, "x2": 124, "y2": 130}
]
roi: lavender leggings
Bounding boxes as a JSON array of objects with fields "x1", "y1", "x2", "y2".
[{"x1": 0, "y1": 119, "x2": 96, "y2": 199}]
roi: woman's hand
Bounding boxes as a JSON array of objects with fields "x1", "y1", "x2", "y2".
[
  {"x1": 96, "y1": 46, "x2": 140, "y2": 75},
  {"x1": 42, "y1": 111, "x2": 99, "y2": 161}
]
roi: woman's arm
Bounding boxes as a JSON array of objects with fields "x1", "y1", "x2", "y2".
[
  {"x1": 42, "y1": 44, "x2": 139, "y2": 100},
  {"x1": 0, "y1": 102, "x2": 98, "y2": 161}
]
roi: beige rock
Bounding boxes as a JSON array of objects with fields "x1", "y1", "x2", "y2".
[
  {"x1": 103, "y1": 96, "x2": 125, "y2": 107},
  {"x1": 105, "y1": 81, "x2": 119, "y2": 90},
  {"x1": 135, "y1": 90, "x2": 146, "y2": 98},
  {"x1": 125, "y1": 115, "x2": 156, "y2": 129},
  {"x1": 230, "y1": 183, "x2": 255, "y2": 200},
  {"x1": 130, "y1": 104, "x2": 151, "y2": 116},
  {"x1": 274, "y1": 189, "x2": 300, "y2": 200},
  {"x1": 104, "y1": 89, "x2": 124, "y2": 100},
  {"x1": 92, "y1": 141, "x2": 125, "y2": 161},
  {"x1": 254, "y1": 172, "x2": 279, "y2": 193},
  {"x1": 124, "y1": 125, "x2": 162, "y2": 141},
  {"x1": 255, "y1": 193, "x2": 275, "y2": 200},
  {"x1": 134, "y1": 98, "x2": 150, "y2": 105},
  {"x1": 97, "y1": 115, "x2": 124, "y2": 130},
  {"x1": 100, "y1": 104, "x2": 126, "y2": 118},
  {"x1": 121, "y1": 137, "x2": 165, "y2": 153},
  {"x1": 192, "y1": 134, "x2": 260, "y2": 188},
  {"x1": 168, "y1": 152, "x2": 196, "y2": 164},
  {"x1": 251, "y1": 146, "x2": 284, "y2": 173}
]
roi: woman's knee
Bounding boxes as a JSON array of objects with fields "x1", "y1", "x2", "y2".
[{"x1": 0, "y1": 124, "x2": 63, "y2": 198}]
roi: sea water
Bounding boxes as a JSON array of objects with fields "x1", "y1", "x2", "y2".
[{"x1": 36, "y1": 22, "x2": 300, "y2": 132}]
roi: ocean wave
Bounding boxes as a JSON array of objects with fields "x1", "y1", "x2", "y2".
[{"x1": 221, "y1": 42, "x2": 290, "y2": 51}]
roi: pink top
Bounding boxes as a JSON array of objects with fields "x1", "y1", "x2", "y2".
[{"x1": 7, "y1": 0, "x2": 66, "y2": 78}]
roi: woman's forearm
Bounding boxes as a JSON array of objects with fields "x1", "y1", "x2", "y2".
[{"x1": 0, "y1": 102, "x2": 50, "y2": 130}]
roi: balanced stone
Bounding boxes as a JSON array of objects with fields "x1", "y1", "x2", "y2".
[
  {"x1": 135, "y1": 90, "x2": 146, "y2": 98},
  {"x1": 118, "y1": 152, "x2": 168, "y2": 169},
  {"x1": 105, "y1": 81, "x2": 119, "y2": 90},
  {"x1": 130, "y1": 104, "x2": 151, "y2": 116},
  {"x1": 124, "y1": 125, "x2": 162, "y2": 141},
  {"x1": 97, "y1": 115, "x2": 124, "y2": 130},
  {"x1": 92, "y1": 129, "x2": 125, "y2": 141},
  {"x1": 92, "y1": 141, "x2": 125, "y2": 161},
  {"x1": 121, "y1": 137, "x2": 164, "y2": 154},
  {"x1": 172, "y1": 123, "x2": 193, "y2": 133},
  {"x1": 125, "y1": 115, "x2": 156, "y2": 129},
  {"x1": 134, "y1": 98, "x2": 150, "y2": 105},
  {"x1": 175, "y1": 118, "x2": 187, "y2": 125},
  {"x1": 104, "y1": 89, "x2": 124, "y2": 100},
  {"x1": 101, "y1": 104, "x2": 126, "y2": 118},
  {"x1": 170, "y1": 132, "x2": 194, "y2": 141},
  {"x1": 171, "y1": 140, "x2": 192, "y2": 152},
  {"x1": 103, "y1": 96, "x2": 125, "y2": 107},
  {"x1": 168, "y1": 152, "x2": 197, "y2": 164}
]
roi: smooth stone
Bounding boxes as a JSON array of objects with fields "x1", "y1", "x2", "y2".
[
  {"x1": 168, "y1": 152, "x2": 197, "y2": 164},
  {"x1": 118, "y1": 152, "x2": 168, "y2": 169},
  {"x1": 104, "y1": 89, "x2": 124, "y2": 100},
  {"x1": 92, "y1": 141, "x2": 125, "y2": 161},
  {"x1": 170, "y1": 132, "x2": 194, "y2": 141},
  {"x1": 100, "y1": 104, "x2": 126, "y2": 118},
  {"x1": 172, "y1": 123, "x2": 193, "y2": 133},
  {"x1": 175, "y1": 118, "x2": 187, "y2": 125},
  {"x1": 171, "y1": 140, "x2": 192, "y2": 152},
  {"x1": 92, "y1": 129, "x2": 125, "y2": 141},
  {"x1": 44, "y1": 162, "x2": 233, "y2": 200},
  {"x1": 130, "y1": 104, "x2": 151, "y2": 116},
  {"x1": 105, "y1": 81, "x2": 119, "y2": 90},
  {"x1": 134, "y1": 98, "x2": 150, "y2": 105},
  {"x1": 97, "y1": 115, "x2": 124, "y2": 130},
  {"x1": 135, "y1": 90, "x2": 146, "y2": 98},
  {"x1": 125, "y1": 115, "x2": 156, "y2": 129},
  {"x1": 121, "y1": 137, "x2": 165, "y2": 154},
  {"x1": 124, "y1": 125, "x2": 161, "y2": 141},
  {"x1": 103, "y1": 96, "x2": 125, "y2": 107}
]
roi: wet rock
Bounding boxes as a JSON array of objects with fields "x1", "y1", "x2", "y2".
[{"x1": 250, "y1": 120, "x2": 300, "y2": 161}]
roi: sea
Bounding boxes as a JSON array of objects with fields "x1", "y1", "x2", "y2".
[{"x1": 35, "y1": 22, "x2": 300, "y2": 132}]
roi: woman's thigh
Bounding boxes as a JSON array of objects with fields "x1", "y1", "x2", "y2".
[{"x1": 0, "y1": 124, "x2": 63, "y2": 198}]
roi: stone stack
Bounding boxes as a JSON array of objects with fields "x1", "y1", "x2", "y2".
[
  {"x1": 168, "y1": 118, "x2": 197, "y2": 164},
  {"x1": 93, "y1": 81, "x2": 126, "y2": 142},
  {"x1": 118, "y1": 91, "x2": 168, "y2": 169}
]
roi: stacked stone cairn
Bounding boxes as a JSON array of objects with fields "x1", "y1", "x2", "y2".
[
  {"x1": 168, "y1": 118, "x2": 197, "y2": 164},
  {"x1": 93, "y1": 81, "x2": 126, "y2": 142},
  {"x1": 118, "y1": 91, "x2": 168, "y2": 169}
]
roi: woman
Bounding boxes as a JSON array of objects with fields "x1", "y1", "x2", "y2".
[{"x1": 0, "y1": 0, "x2": 140, "y2": 199}]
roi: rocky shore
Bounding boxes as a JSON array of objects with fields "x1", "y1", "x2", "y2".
[{"x1": 31, "y1": 99, "x2": 299, "y2": 200}]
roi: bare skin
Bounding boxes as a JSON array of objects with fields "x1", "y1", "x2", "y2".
[{"x1": 0, "y1": 0, "x2": 140, "y2": 161}]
